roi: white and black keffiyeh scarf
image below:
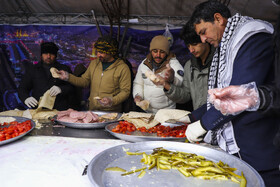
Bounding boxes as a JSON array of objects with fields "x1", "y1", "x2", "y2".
[
  {"x1": 204, "y1": 13, "x2": 274, "y2": 155},
  {"x1": 207, "y1": 13, "x2": 244, "y2": 92}
]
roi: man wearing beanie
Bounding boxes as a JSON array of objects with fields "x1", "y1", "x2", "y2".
[
  {"x1": 57, "y1": 35, "x2": 131, "y2": 112},
  {"x1": 133, "y1": 35, "x2": 184, "y2": 113},
  {"x1": 18, "y1": 42, "x2": 74, "y2": 110},
  {"x1": 163, "y1": 21, "x2": 215, "y2": 111}
]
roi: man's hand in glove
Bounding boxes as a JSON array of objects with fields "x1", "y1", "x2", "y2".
[
  {"x1": 163, "y1": 64, "x2": 174, "y2": 83},
  {"x1": 185, "y1": 120, "x2": 207, "y2": 143},
  {"x1": 208, "y1": 82, "x2": 260, "y2": 115},
  {"x1": 98, "y1": 97, "x2": 113, "y2": 107},
  {"x1": 24, "y1": 97, "x2": 38, "y2": 108},
  {"x1": 57, "y1": 70, "x2": 69, "y2": 81},
  {"x1": 134, "y1": 94, "x2": 143, "y2": 103},
  {"x1": 49, "y1": 86, "x2": 62, "y2": 97}
]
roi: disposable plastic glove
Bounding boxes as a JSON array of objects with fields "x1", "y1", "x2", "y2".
[
  {"x1": 208, "y1": 82, "x2": 260, "y2": 115},
  {"x1": 151, "y1": 74, "x2": 166, "y2": 87},
  {"x1": 49, "y1": 86, "x2": 62, "y2": 97},
  {"x1": 134, "y1": 94, "x2": 143, "y2": 103},
  {"x1": 58, "y1": 70, "x2": 69, "y2": 81},
  {"x1": 185, "y1": 120, "x2": 207, "y2": 143},
  {"x1": 98, "y1": 97, "x2": 113, "y2": 107},
  {"x1": 24, "y1": 97, "x2": 38, "y2": 108},
  {"x1": 163, "y1": 64, "x2": 174, "y2": 83}
]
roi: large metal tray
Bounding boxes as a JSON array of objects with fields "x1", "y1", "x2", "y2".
[
  {"x1": 105, "y1": 122, "x2": 186, "y2": 142},
  {"x1": 53, "y1": 111, "x2": 121, "y2": 129},
  {"x1": 0, "y1": 116, "x2": 35, "y2": 146},
  {"x1": 88, "y1": 141, "x2": 264, "y2": 187}
]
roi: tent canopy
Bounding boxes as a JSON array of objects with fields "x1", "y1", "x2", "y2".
[{"x1": 0, "y1": 0, "x2": 279, "y2": 30}]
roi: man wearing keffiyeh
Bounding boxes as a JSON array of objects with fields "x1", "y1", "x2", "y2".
[
  {"x1": 182, "y1": 1, "x2": 280, "y2": 186},
  {"x1": 57, "y1": 35, "x2": 131, "y2": 112}
]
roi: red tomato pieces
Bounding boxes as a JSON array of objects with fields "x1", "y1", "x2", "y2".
[
  {"x1": 112, "y1": 121, "x2": 188, "y2": 138},
  {"x1": 112, "y1": 121, "x2": 136, "y2": 134},
  {"x1": 0, "y1": 120, "x2": 32, "y2": 141}
]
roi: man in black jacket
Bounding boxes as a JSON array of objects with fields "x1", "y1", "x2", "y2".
[
  {"x1": 186, "y1": 1, "x2": 279, "y2": 186},
  {"x1": 18, "y1": 42, "x2": 74, "y2": 111},
  {"x1": 208, "y1": 12, "x2": 280, "y2": 187},
  {"x1": 208, "y1": 12, "x2": 280, "y2": 147}
]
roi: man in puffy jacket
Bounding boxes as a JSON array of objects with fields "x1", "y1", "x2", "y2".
[{"x1": 133, "y1": 35, "x2": 184, "y2": 113}]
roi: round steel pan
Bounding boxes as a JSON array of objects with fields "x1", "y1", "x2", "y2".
[
  {"x1": 88, "y1": 141, "x2": 264, "y2": 187},
  {"x1": 106, "y1": 122, "x2": 186, "y2": 142},
  {"x1": 53, "y1": 111, "x2": 121, "y2": 129},
  {"x1": 0, "y1": 116, "x2": 35, "y2": 146}
]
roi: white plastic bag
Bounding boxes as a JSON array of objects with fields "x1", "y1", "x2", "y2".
[{"x1": 163, "y1": 23, "x2": 174, "y2": 47}]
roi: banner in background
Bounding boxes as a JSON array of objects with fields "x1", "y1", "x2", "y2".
[{"x1": 0, "y1": 24, "x2": 190, "y2": 111}]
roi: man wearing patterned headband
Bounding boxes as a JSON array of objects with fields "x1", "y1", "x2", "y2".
[
  {"x1": 18, "y1": 42, "x2": 74, "y2": 110},
  {"x1": 57, "y1": 35, "x2": 131, "y2": 112},
  {"x1": 179, "y1": 1, "x2": 280, "y2": 186}
]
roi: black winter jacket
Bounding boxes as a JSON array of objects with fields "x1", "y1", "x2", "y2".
[{"x1": 18, "y1": 61, "x2": 74, "y2": 111}]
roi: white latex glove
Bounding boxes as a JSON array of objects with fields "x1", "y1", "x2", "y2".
[
  {"x1": 49, "y1": 86, "x2": 62, "y2": 97},
  {"x1": 24, "y1": 97, "x2": 38, "y2": 108},
  {"x1": 185, "y1": 120, "x2": 207, "y2": 143}
]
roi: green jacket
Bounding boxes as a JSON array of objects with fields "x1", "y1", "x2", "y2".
[
  {"x1": 68, "y1": 58, "x2": 131, "y2": 112},
  {"x1": 166, "y1": 46, "x2": 215, "y2": 110}
]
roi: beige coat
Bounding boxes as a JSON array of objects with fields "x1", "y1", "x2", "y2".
[{"x1": 68, "y1": 58, "x2": 131, "y2": 112}]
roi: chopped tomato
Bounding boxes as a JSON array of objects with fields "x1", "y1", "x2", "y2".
[
  {"x1": 0, "y1": 120, "x2": 32, "y2": 141},
  {"x1": 111, "y1": 120, "x2": 188, "y2": 138}
]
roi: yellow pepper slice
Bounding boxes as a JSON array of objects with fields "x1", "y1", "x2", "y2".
[{"x1": 105, "y1": 167, "x2": 126, "y2": 172}]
